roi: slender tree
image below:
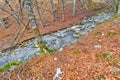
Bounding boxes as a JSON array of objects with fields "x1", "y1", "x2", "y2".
[
  {"x1": 24, "y1": 0, "x2": 43, "y2": 51},
  {"x1": 73, "y1": 0, "x2": 76, "y2": 17},
  {"x1": 34, "y1": 0, "x2": 44, "y2": 27},
  {"x1": 49, "y1": 0, "x2": 55, "y2": 21},
  {"x1": 61, "y1": 0, "x2": 65, "y2": 22},
  {"x1": 117, "y1": 0, "x2": 120, "y2": 15},
  {"x1": 114, "y1": 0, "x2": 120, "y2": 15},
  {"x1": 18, "y1": 0, "x2": 23, "y2": 18}
]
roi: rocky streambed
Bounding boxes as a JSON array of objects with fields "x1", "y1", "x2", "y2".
[{"x1": 0, "y1": 12, "x2": 113, "y2": 67}]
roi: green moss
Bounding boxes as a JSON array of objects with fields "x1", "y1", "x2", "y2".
[
  {"x1": 40, "y1": 52, "x2": 45, "y2": 58},
  {"x1": 0, "y1": 61, "x2": 22, "y2": 72},
  {"x1": 40, "y1": 42, "x2": 57, "y2": 54},
  {"x1": 95, "y1": 31, "x2": 103, "y2": 38},
  {"x1": 33, "y1": 42, "x2": 56, "y2": 54},
  {"x1": 36, "y1": 42, "x2": 58, "y2": 58},
  {"x1": 108, "y1": 30, "x2": 116, "y2": 36},
  {"x1": 39, "y1": 48, "x2": 58, "y2": 58},
  {"x1": 96, "y1": 31, "x2": 103, "y2": 35},
  {"x1": 106, "y1": 56, "x2": 114, "y2": 61},
  {"x1": 73, "y1": 50, "x2": 80, "y2": 54},
  {"x1": 98, "y1": 53, "x2": 109, "y2": 58}
]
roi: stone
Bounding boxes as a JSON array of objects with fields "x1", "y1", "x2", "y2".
[
  {"x1": 54, "y1": 57, "x2": 57, "y2": 61},
  {"x1": 73, "y1": 34, "x2": 80, "y2": 37},
  {"x1": 94, "y1": 45, "x2": 101, "y2": 48},
  {"x1": 59, "y1": 48, "x2": 63, "y2": 52},
  {"x1": 71, "y1": 25, "x2": 80, "y2": 30},
  {"x1": 53, "y1": 68, "x2": 64, "y2": 80}
]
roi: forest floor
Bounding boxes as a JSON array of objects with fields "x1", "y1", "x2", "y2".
[{"x1": 0, "y1": 16, "x2": 120, "y2": 80}]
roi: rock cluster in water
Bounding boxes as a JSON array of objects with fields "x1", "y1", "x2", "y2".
[{"x1": 0, "y1": 12, "x2": 113, "y2": 67}]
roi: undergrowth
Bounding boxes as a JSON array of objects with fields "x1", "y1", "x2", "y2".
[
  {"x1": 0, "y1": 60, "x2": 22, "y2": 72},
  {"x1": 108, "y1": 30, "x2": 116, "y2": 36},
  {"x1": 97, "y1": 53, "x2": 119, "y2": 63},
  {"x1": 34, "y1": 42, "x2": 58, "y2": 58},
  {"x1": 93, "y1": 75, "x2": 106, "y2": 80},
  {"x1": 73, "y1": 50, "x2": 80, "y2": 54}
]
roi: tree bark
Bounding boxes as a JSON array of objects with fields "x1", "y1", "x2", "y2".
[
  {"x1": 118, "y1": 0, "x2": 120, "y2": 15},
  {"x1": 24, "y1": 0, "x2": 42, "y2": 49},
  {"x1": 34, "y1": 0, "x2": 44, "y2": 27},
  {"x1": 73, "y1": 0, "x2": 76, "y2": 17},
  {"x1": 49, "y1": 0, "x2": 55, "y2": 21},
  {"x1": 61, "y1": 0, "x2": 65, "y2": 22}
]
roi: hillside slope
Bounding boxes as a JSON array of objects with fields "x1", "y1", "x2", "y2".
[{"x1": 0, "y1": 17, "x2": 120, "y2": 80}]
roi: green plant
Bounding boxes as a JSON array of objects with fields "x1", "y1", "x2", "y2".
[
  {"x1": 98, "y1": 53, "x2": 109, "y2": 58},
  {"x1": 0, "y1": 60, "x2": 22, "y2": 72},
  {"x1": 41, "y1": 42, "x2": 58, "y2": 53},
  {"x1": 39, "y1": 48, "x2": 58, "y2": 58},
  {"x1": 93, "y1": 75, "x2": 106, "y2": 80},
  {"x1": 34, "y1": 42, "x2": 57, "y2": 53},
  {"x1": 95, "y1": 31, "x2": 103, "y2": 38},
  {"x1": 73, "y1": 50, "x2": 80, "y2": 54},
  {"x1": 108, "y1": 30, "x2": 116, "y2": 36},
  {"x1": 96, "y1": 31, "x2": 103, "y2": 35},
  {"x1": 112, "y1": 14, "x2": 119, "y2": 19},
  {"x1": 98, "y1": 53, "x2": 119, "y2": 63},
  {"x1": 35, "y1": 42, "x2": 59, "y2": 58},
  {"x1": 106, "y1": 56, "x2": 119, "y2": 63},
  {"x1": 114, "y1": 0, "x2": 119, "y2": 15},
  {"x1": 40, "y1": 52, "x2": 46, "y2": 58}
]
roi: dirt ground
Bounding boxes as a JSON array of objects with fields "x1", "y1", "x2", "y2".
[{"x1": 0, "y1": 16, "x2": 120, "y2": 80}]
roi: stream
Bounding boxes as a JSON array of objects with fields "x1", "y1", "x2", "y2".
[{"x1": 0, "y1": 12, "x2": 113, "y2": 67}]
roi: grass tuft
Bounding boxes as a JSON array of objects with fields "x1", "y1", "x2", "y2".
[
  {"x1": 0, "y1": 60, "x2": 22, "y2": 72},
  {"x1": 98, "y1": 53, "x2": 109, "y2": 58},
  {"x1": 108, "y1": 30, "x2": 116, "y2": 36},
  {"x1": 97, "y1": 53, "x2": 119, "y2": 63},
  {"x1": 73, "y1": 50, "x2": 80, "y2": 54}
]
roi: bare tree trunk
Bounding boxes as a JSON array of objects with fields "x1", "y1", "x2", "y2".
[
  {"x1": 73, "y1": 0, "x2": 76, "y2": 17},
  {"x1": 18, "y1": 0, "x2": 24, "y2": 19},
  {"x1": 118, "y1": 0, "x2": 120, "y2": 15},
  {"x1": 24, "y1": 0, "x2": 42, "y2": 50},
  {"x1": 61, "y1": 0, "x2": 65, "y2": 22},
  {"x1": 49, "y1": 0, "x2": 55, "y2": 21},
  {"x1": 18, "y1": 0, "x2": 22, "y2": 17},
  {"x1": 34, "y1": 0, "x2": 44, "y2": 27}
]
